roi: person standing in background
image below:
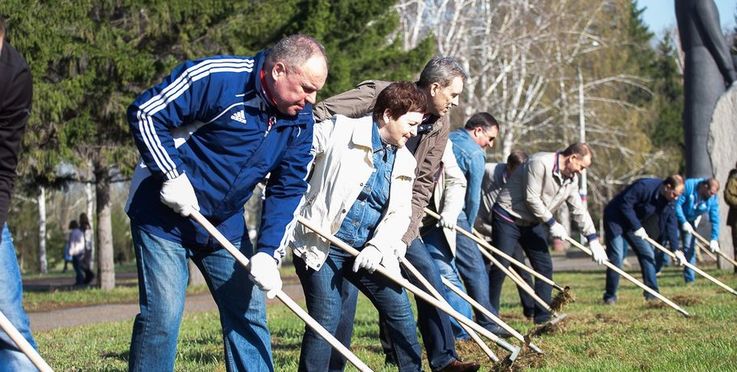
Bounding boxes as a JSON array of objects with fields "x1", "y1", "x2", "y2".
[{"x1": 78, "y1": 213, "x2": 95, "y2": 285}]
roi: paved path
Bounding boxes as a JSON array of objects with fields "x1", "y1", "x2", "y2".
[
  {"x1": 27, "y1": 282, "x2": 305, "y2": 332},
  {"x1": 27, "y1": 250, "x2": 711, "y2": 332}
]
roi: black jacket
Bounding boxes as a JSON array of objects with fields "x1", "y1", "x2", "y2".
[{"x1": 0, "y1": 39, "x2": 32, "y2": 228}]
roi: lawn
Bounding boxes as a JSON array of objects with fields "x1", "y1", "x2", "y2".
[{"x1": 32, "y1": 266, "x2": 737, "y2": 371}]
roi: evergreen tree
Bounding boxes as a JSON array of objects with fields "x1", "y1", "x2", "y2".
[
  {"x1": 284, "y1": 0, "x2": 435, "y2": 98},
  {"x1": 624, "y1": 0, "x2": 656, "y2": 105},
  {"x1": 648, "y1": 36, "x2": 684, "y2": 172}
]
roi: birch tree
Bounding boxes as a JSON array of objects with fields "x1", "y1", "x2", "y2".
[{"x1": 395, "y1": 0, "x2": 665, "y2": 219}]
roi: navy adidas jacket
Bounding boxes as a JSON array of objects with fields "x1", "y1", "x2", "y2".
[
  {"x1": 603, "y1": 178, "x2": 680, "y2": 251},
  {"x1": 126, "y1": 51, "x2": 313, "y2": 261}
]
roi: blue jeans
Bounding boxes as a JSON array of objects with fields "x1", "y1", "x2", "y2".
[
  {"x1": 422, "y1": 225, "x2": 473, "y2": 340},
  {"x1": 294, "y1": 249, "x2": 421, "y2": 372},
  {"x1": 128, "y1": 224, "x2": 272, "y2": 372},
  {"x1": 680, "y1": 231, "x2": 698, "y2": 283},
  {"x1": 604, "y1": 230, "x2": 659, "y2": 301},
  {"x1": 0, "y1": 224, "x2": 38, "y2": 372},
  {"x1": 339, "y1": 237, "x2": 459, "y2": 370},
  {"x1": 454, "y1": 217, "x2": 501, "y2": 328},
  {"x1": 490, "y1": 217, "x2": 553, "y2": 324}
]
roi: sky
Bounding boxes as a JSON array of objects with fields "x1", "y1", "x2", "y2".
[{"x1": 640, "y1": 0, "x2": 737, "y2": 37}]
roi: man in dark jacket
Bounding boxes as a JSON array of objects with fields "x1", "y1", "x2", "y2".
[
  {"x1": 0, "y1": 15, "x2": 38, "y2": 371},
  {"x1": 602, "y1": 176, "x2": 686, "y2": 305},
  {"x1": 126, "y1": 34, "x2": 328, "y2": 371}
]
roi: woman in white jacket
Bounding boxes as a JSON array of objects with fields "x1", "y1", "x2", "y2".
[
  {"x1": 66, "y1": 220, "x2": 86, "y2": 285},
  {"x1": 290, "y1": 82, "x2": 426, "y2": 372}
]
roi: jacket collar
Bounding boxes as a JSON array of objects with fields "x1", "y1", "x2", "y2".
[{"x1": 351, "y1": 117, "x2": 378, "y2": 150}]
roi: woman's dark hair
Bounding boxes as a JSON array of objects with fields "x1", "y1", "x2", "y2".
[
  {"x1": 372, "y1": 81, "x2": 427, "y2": 122},
  {"x1": 68, "y1": 220, "x2": 79, "y2": 230},
  {"x1": 79, "y1": 213, "x2": 90, "y2": 231}
]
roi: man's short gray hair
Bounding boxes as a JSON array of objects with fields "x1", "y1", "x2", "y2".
[
  {"x1": 266, "y1": 34, "x2": 327, "y2": 68},
  {"x1": 417, "y1": 56, "x2": 467, "y2": 88}
]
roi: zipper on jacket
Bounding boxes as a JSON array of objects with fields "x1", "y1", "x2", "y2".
[{"x1": 264, "y1": 116, "x2": 276, "y2": 137}]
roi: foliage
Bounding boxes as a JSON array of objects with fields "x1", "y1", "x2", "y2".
[{"x1": 284, "y1": 0, "x2": 435, "y2": 98}]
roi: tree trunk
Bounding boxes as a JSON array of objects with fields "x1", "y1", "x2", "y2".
[
  {"x1": 37, "y1": 186, "x2": 47, "y2": 274},
  {"x1": 85, "y1": 179, "x2": 96, "y2": 270},
  {"x1": 95, "y1": 169, "x2": 115, "y2": 290}
]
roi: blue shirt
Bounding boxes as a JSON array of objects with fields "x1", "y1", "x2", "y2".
[
  {"x1": 675, "y1": 178, "x2": 720, "y2": 240},
  {"x1": 335, "y1": 122, "x2": 396, "y2": 249},
  {"x1": 449, "y1": 129, "x2": 486, "y2": 223},
  {"x1": 604, "y1": 178, "x2": 680, "y2": 251}
]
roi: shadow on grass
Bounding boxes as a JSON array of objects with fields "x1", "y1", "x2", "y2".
[{"x1": 101, "y1": 350, "x2": 129, "y2": 363}]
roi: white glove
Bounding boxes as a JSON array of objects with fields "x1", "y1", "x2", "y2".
[
  {"x1": 674, "y1": 250, "x2": 687, "y2": 267},
  {"x1": 393, "y1": 242, "x2": 408, "y2": 259},
  {"x1": 588, "y1": 239, "x2": 608, "y2": 265},
  {"x1": 247, "y1": 252, "x2": 282, "y2": 299},
  {"x1": 549, "y1": 222, "x2": 568, "y2": 240},
  {"x1": 437, "y1": 213, "x2": 456, "y2": 230},
  {"x1": 633, "y1": 227, "x2": 648, "y2": 240},
  {"x1": 160, "y1": 173, "x2": 200, "y2": 217},
  {"x1": 710, "y1": 240, "x2": 720, "y2": 253},
  {"x1": 681, "y1": 222, "x2": 694, "y2": 235},
  {"x1": 352, "y1": 245, "x2": 383, "y2": 273}
]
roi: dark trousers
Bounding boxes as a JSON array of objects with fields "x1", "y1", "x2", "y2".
[
  {"x1": 489, "y1": 216, "x2": 553, "y2": 324},
  {"x1": 510, "y1": 245, "x2": 535, "y2": 318},
  {"x1": 371, "y1": 237, "x2": 458, "y2": 370}
]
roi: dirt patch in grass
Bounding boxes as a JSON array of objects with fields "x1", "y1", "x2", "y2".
[
  {"x1": 550, "y1": 286, "x2": 575, "y2": 312},
  {"x1": 491, "y1": 344, "x2": 545, "y2": 372},
  {"x1": 593, "y1": 313, "x2": 626, "y2": 325},
  {"x1": 671, "y1": 295, "x2": 702, "y2": 306}
]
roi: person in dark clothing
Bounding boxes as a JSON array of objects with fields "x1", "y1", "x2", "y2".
[
  {"x1": 0, "y1": 15, "x2": 40, "y2": 371},
  {"x1": 602, "y1": 176, "x2": 686, "y2": 305}
]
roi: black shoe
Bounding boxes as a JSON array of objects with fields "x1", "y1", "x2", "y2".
[
  {"x1": 603, "y1": 298, "x2": 616, "y2": 305},
  {"x1": 437, "y1": 359, "x2": 480, "y2": 372}
]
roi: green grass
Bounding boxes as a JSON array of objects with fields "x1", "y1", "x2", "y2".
[
  {"x1": 33, "y1": 266, "x2": 737, "y2": 371},
  {"x1": 23, "y1": 265, "x2": 297, "y2": 312},
  {"x1": 23, "y1": 285, "x2": 211, "y2": 312}
]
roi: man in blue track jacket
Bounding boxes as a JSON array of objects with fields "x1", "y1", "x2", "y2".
[
  {"x1": 125, "y1": 34, "x2": 328, "y2": 371},
  {"x1": 673, "y1": 177, "x2": 721, "y2": 283}
]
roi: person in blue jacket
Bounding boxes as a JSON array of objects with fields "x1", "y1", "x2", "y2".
[
  {"x1": 426, "y1": 112, "x2": 510, "y2": 337},
  {"x1": 673, "y1": 177, "x2": 721, "y2": 283},
  {"x1": 602, "y1": 176, "x2": 686, "y2": 305},
  {"x1": 125, "y1": 34, "x2": 328, "y2": 371}
]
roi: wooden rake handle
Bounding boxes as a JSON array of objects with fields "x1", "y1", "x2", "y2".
[
  {"x1": 423, "y1": 208, "x2": 554, "y2": 312},
  {"x1": 425, "y1": 208, "x2": 564, "y2": 292},
  {"x1": 470, "y1": 228, "x2": 566, "y2": 292},
  {"x1": 296, "y1": 216, "x2": 521, "y2": 357},
  {"x1": 564, "y1": 237, "x2": 690, "y2": 317},
  {"x1": 643, "y1": 236, "x2": 737, "y2": 297},
  {"x1": 0, "y1": 310, "x2": 53, "y2": 372},
  {"x1": 691, "y1": 231, "x2": 737, "y2": 267},
  {"x1": 190, "y1": 211, "x2": 373, "y2": 372},
  {"x1": 399, "y1": 259, "x2": 499, "y2": 362}
]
